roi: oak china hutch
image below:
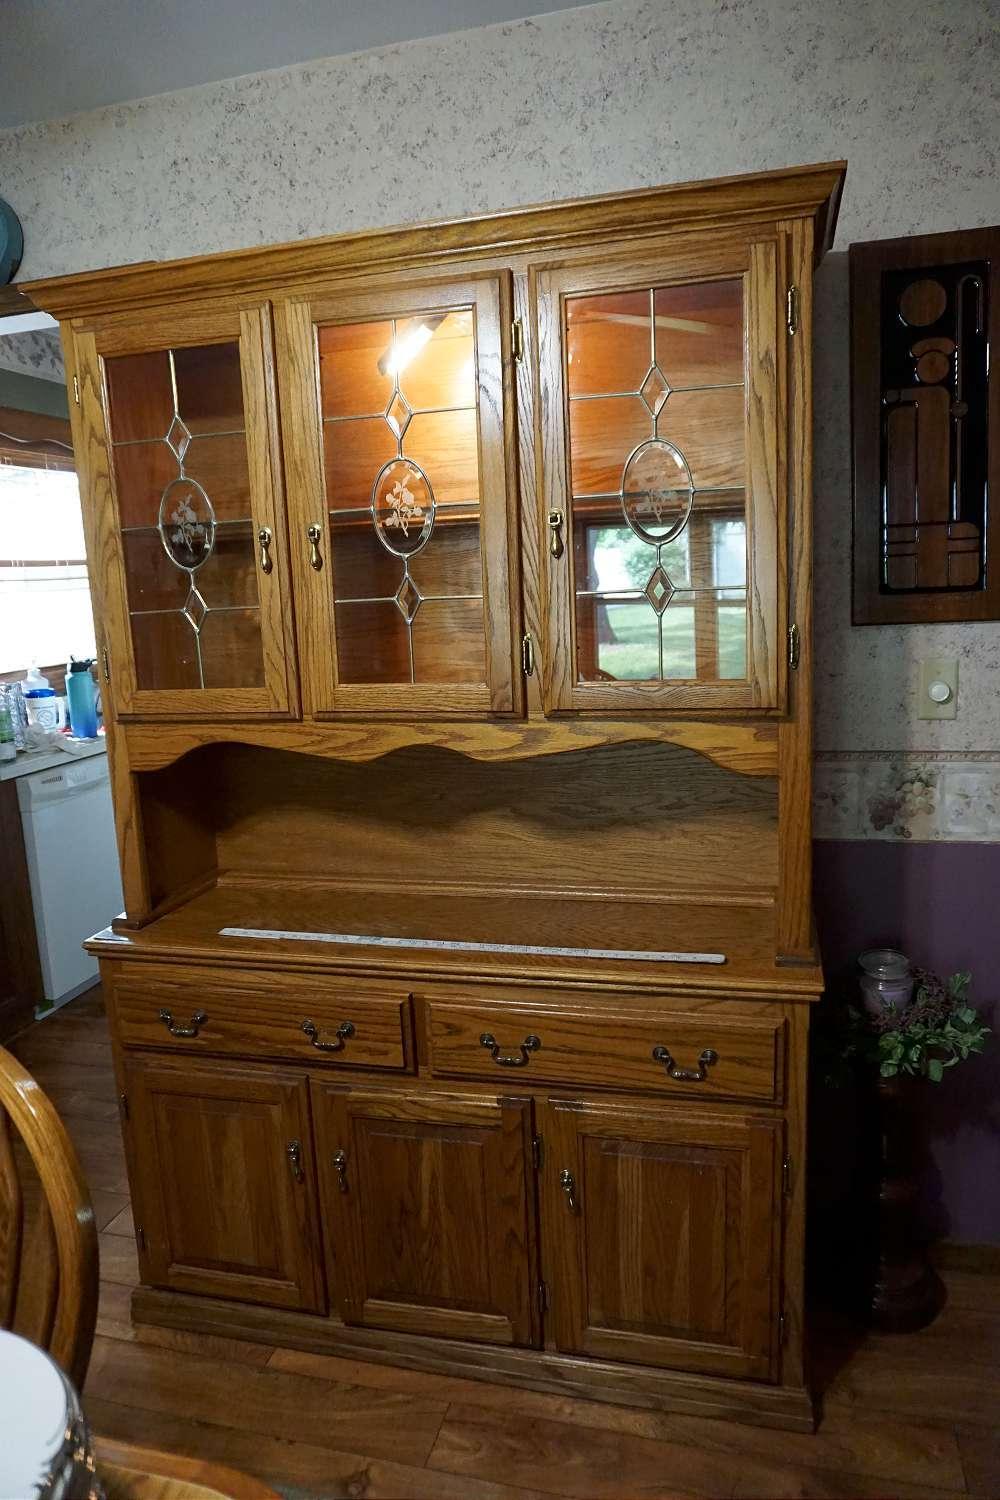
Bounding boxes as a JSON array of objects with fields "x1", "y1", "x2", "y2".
[{"x1": 27, "y1": 160, "x2": 845, "y2": 1431}]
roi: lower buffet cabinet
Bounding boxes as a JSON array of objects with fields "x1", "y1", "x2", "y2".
[
  {"x1": 122, "y1": 1052, "x2": 784, "y2": 1388},
  {"x1": 123, "y1": 1055, "x2": 326, "y2": 1313},
  {"x1": 543, "y1": 1098, "x2": 781, "y2": 1382},
  {"x1": 313, "y1": 1085, "x2": 538, "y2": 1347}
]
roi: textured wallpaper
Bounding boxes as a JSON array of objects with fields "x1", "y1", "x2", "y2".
[
  {"x1": 0, "y1": 329, "x2": 65, "y2": 382},
  {"x1": 1, "y1": 0, "x2": 998, "y2": 812}
]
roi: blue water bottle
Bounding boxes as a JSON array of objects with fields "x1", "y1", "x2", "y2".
[{"x1": 66, "y1": 658, "x2": 99, "y2": 738}]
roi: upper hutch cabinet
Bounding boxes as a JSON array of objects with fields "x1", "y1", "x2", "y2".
[
  {"x1": 73, "y1": 303, "x2": 298, "y2": 719},
  {"x1": 535, "y1": 229, "x2": 785, "y2": 713},
  {"x1": 276, "y1": 273, "x2": 522, "y2": 718}
]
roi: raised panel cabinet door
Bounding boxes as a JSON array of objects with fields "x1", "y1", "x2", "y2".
[
  {"x1": 534, "y1": 229, "x2": 785, "y2": 713},
  {"x1": 541, "y1": 1097, "x2": 781, "y2": 1381},
  {"x1": 311, "y1": 1084, "x2": 538, "y2": 1345},
  {"x1": 275, "y1": 273, "x2": 522, "y2": 718},
  {"x1": 71, "y1": 303, "x2": 298, "y2": 720},
  {"x1": 122, "y1": 1055, "x2": 325, "y2": 1311}
]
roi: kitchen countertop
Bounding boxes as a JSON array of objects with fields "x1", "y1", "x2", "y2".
[{"x1": 0, "y1": 735, "x2": 107, "y2": 783}]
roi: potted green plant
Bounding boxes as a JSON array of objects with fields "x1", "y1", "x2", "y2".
[
  {"x1": 817, "y1": 960, "x2": 989, "y2": 1331},
  {"x1": 842, "y1": 966, "x2": 989, "y2": 1083}
]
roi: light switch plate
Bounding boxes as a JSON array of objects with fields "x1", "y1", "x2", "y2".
[{"x1": 918, "y1": 658, "x2": 959, "y2": 720}]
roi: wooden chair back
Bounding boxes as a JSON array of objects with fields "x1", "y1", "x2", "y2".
[{"x1": 0, "y1": 1043, "x2": 99, "y2": 1389}]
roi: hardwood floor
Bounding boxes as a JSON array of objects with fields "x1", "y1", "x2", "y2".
[{"x1": 10, "y1": 987, "x2": 999, "y2": 1500}]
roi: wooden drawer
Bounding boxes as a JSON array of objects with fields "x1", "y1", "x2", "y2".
[
  {"x1": 107, "y1": 963, "x2": 412, "y2": 1072},
  {"x1": 424, "y1": 997, "x2": 784, "y2": 1103}
]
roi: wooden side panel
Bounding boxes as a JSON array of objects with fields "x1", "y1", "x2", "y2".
[
  {"x1": 779, "y1": 1000, "x2": 809, "y2": 1389},
  {"x1": 66, "y1": 328, "x2": 152, "y2": 922},
  {"x1": 745, "y1": 235, "x2": 785, "y2": 709},
  {"x1": 777, "y1": 218, "x2": 816, "y2": 963},
  {"x1": 124, "y1": 1055, "x2": 325, "y2": 1313},
  {"x1": 313, "y1": 1084, "x2": 537, "y2": 1347},
  {"x1": 541, "y1": 1097, "x2": 781, "y2": 1381},
  {"x1": 134, "y1": 754, "x2": 218, "y2": 915}
]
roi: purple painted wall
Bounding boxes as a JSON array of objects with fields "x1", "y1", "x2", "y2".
[{"x1": 813, "y1": 839, "x2": 1000, "y2": 1246}]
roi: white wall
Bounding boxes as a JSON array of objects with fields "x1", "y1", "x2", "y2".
[{"x1": 2, "y1": 0, "x2": 998, "y2": 799}]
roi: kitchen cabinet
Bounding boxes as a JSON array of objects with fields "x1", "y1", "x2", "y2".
[
  {"x1": 122, "y1": 1054, "x2": 325, "y2": 1312},
  {"x1": 312, "y1": 1083, "x2": 537, "y2": 1345},
  {"x1": 277, "y1": 274, "x2": 522, "y2": 717},
  {"x1": 541, "y1": 1096, "x2": 781, "y2": 1381},
  {"x1": 72, "y1": 305, "x2": 297, "y2": 719},
  {"x1": 535, "y1": 230, "x2": 784, "y2": 711},
  {"x1": 30, "y1": 159, "x2": 845, "y2": 1431}
]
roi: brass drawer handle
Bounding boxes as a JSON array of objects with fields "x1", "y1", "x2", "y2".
[
  {"x1": 286, "y1": 1139, "x2": 304, "y2": 1183},
  {"x1": 559, "y1": 1168, "x2": 578, "y2": 1212},
  {"x1": 547, "y1": 509, "x2": 564, "y2": 558},
  {"x1": 257, "y1": 525, "x2": 273, "y2": 574},
  {"x1": 332, "y1": 1149, "x2": 348, "y2": 1192},
  {"x1": 158, "y1": 1008, "x2": 207, "y2": 1039},
  {"x1": 651, "y1": 1044, "x2": 719, "y2": 1082},
  {"x1": 307, "y1": 523, "x2": 323, "y2": 570},
  {"x1": 301, "y1": 1019, "x2": 355, "y2": 1052},
  {"x1": 479, "y1": 1031, "x2": 541, "y2": 1068}
]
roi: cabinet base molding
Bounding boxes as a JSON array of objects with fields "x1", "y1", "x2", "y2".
[{"x1": 130, "y1": 1287, "x2": 815, "y2": 1434}]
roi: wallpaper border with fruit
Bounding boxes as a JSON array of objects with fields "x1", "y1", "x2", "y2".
[{"x1": 814, "y1": 753, "x2": 1000, "y2": 842}]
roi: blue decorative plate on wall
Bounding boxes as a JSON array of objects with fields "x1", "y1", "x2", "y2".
[{"x1": 0, "y1": 198, "x2": 24, "y2": 285}]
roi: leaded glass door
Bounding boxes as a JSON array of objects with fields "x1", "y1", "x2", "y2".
[
  {"x1": 536, "y1": 233, "x2": 783, "y2": 712},
  {"x1": 74, "y1": 305, "x2": 297, "y2": 719},
  {"x1": 277, "y1": 275, "x2": 521, "y2": 717}
]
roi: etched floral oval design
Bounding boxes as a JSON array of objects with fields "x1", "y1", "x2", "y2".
[
  {"x1": 371, "y1": 457, "x2": 435, "y2": 557},
  {"x1": 621, "y1": 438, "x2": 694, "y2": 546},
  {"x1": 158, "y1": 477, "x2": 216, "y2": 571}
]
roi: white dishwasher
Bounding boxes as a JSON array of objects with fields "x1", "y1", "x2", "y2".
[{"x1": 16, "y1": 753, "x2": 124, "y2": 1012}]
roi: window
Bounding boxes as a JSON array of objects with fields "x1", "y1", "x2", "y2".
[
  {"x1": 578, "y1": 509, "x2": 747, "y2": 683},
  {"x1": 0, "y1": 461, "x2": 95, "y2": 673}
]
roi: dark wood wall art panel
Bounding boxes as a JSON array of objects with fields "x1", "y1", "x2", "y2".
[{"x1": 851, "y1": 226, "x2": 999, "y2": 624}]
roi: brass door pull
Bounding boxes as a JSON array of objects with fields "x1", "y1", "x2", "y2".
[
  {"x1": 651, "y1": 1045, "x2": 719, "y2": 1082},
  {"x1": 286, "y1": 1139, "x2": 305, "y2": 1183},
  {"x1": 301, "y1": 1019, "x2": 355, "y2": 1052},
  {"x1": 559, "y1": 1168, "x2": 578, "y2": 1212},
  {"x1": 547, "y1": 509, "x2": 564, "y2": 558},
  {"x1": 158, "y1": 1008, "x2": 207, "y2": 1039},
  {"x1": 307, "y1": 523, "x2": 323, "y2": 570},
  {"x1": 479, "y1": 1032, "x2": 541, "y2": 1068},
  {"x1": 257, "y1": 525, "x2": 273, "y2": 574},
  {"x1": 332, "y1": 1149, "x2": 348, "y2": 1192}
]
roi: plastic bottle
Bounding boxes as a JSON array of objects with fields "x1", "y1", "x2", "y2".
[
  {"x1": 66, "y1": 659, "x2": 99, "y2": 739},
  {"x1": 22, "y1": 663, "x2": 51, "y2": 695},
  {"x1": 21, "y1": 662, "x2": 66, "y2": 731}
]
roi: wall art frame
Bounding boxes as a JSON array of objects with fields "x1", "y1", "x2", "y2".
[{"x1": 851, "y1": 225, "x2": 999, "y2": 625}]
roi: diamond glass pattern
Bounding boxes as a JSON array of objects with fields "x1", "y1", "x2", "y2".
[
  {"x1": 385, "y1": 391, "x2": 412, "y2": 440},
  {"x1": 165, "y1": 414, "x2": 192, "y2": 463},
  {"x1": 643, "y1": 565, "x2": 675, "y2": 616},
  {"x1": 394, "y1": 574, "x2": 423, "y2": 623},
  {"x1": 639, "y1": 364, "x2": 670, "y2": 417},
  {"x1": 183, "y1": 586, "x2": 208, "y2": 632}
]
